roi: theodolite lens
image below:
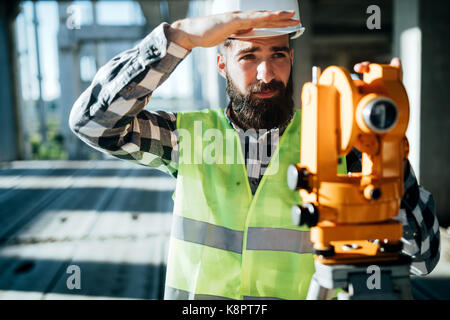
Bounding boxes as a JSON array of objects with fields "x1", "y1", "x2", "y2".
[{"x1": 363, "y1": 98, "x2": 398, "y2": 133}]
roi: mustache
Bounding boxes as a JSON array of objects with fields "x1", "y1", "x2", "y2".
[{"x1": 246, "y1": 80, "x2": 286, "y2": 95}]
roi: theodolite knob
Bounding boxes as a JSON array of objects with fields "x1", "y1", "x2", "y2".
[
  {"x1": 287, "y1": 165, "x2": 312, "y2": 192},
  {"x1": 363, "y1": 185, "x2": 382, "y2": 200},
  {"x1": 291, "y1": 203, "x2": 319, "y2": 227}
]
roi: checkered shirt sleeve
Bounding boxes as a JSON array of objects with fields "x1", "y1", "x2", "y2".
[
  {"x1": 396, "y1": 162, "x2": 441, "y2": 276},
  {"x1": 68, "y1": 23, "x2": 189, "y2": 178},
  {"x1": 347, "y1": 148, "x2": 440, "y2": 275}
]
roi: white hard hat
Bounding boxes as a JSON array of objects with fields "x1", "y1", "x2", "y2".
[{"x1": 211, "y1": 0, "x2": 305, "y2": 39}]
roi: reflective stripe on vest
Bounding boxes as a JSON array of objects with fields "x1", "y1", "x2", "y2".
[
  {"x1": 247, "y1": 227, "x2": 312, "y2": 254},
  {"x1": 171, "y1": 214, "x2": 312, "y2": 254},
  {"x1": 171, "y1": 214, "x2": 243, "y2": 254},
  {"x1": 164, "y1": 286, "x2": 285, "y2": 300},
  {"x1": 164, "y1": 286, "x2": 234, "y2": 300}
]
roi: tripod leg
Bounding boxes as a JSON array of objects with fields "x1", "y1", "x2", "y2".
[
  {"x1": 306, "y1": 274, "x2": 335, "y2": 300},
  {"x1": 393, "y1": 276, "x2": 414, "y2": 300}
]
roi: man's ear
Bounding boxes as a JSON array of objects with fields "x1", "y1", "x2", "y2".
[
  {"x1": 290, "y1": 48, "x2": 294, "y2": 65},
  {"x1": 217, "y1": 53, "x2": 227, "y2": 79}
]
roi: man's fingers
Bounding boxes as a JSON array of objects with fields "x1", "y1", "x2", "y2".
[
  {"x1": 232, "y1": 28, "x2": 254, "y2": 36},
  {"x1": 229, "y1": 18, "x2": 298, "y2": 38},
  {"x1": 390, "y1": 57, "x2": 402, "y2": 80},
  {"x1": 354, "y1": 61, "x2": 370, "y2": 73},
  {"x1": 172, "y1": 10, "x2": 298, "y2": 50},
  {"x1": 256, "y1": 19, "x2": 300, "y2": 27},
  {"x1": 223, "y1": 10, "x2": 299, "y2": 38},
  {"x1": 253, "y1": 10, "x2": 296, "y2": 19},
  {"x1": 391, "y1": 57, "x2": 400, "y2": 66},
  {"x1": 234, "y1": 10, "x2": 294, "y2": 21},
  {"x1": 390, "y1": 57, "x2": 401, "y2": 67},
  {"x1": 354, "y1": 58, "x2": 402, "y2": 74},
  {"x1": 235, "y1": 10, "x2": 298, "y2": 28},
  {"x1": 241, "y1": 18, "x2": 300, "y2": 30}
]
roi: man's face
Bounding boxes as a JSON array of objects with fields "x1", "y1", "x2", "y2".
[{"x1": 217, "y1": 35, "x2": 295, "y2": 130}]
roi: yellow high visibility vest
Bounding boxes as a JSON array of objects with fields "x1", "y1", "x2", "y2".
[{"x1": 164, "y1": 108, "x2": 346, "y2": 299}]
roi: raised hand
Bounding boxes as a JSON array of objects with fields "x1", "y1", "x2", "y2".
[{"x1": 166, "y1": 10, "x2": 300, "y2": 51}]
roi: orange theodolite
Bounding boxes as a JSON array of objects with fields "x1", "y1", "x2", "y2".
[{"x1": 288, "y1": 63, "x2": 410, "y2": 265}]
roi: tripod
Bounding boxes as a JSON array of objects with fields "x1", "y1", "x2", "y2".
[{"x1": 306, "y1": 255, "x2": 413, "y2": 300}]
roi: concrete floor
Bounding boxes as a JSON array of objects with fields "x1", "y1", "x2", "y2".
[
  {"x1": 0, "y1": 160, "x2": 448, "y2": 300},
  {"x1": 0, "y1": 160, "x2": 174, "y2": 299}
]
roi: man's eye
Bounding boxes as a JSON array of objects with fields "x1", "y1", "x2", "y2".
[
  {"x1": 240, "y1": 54, "x2": 255, "y2": 61},
  {"x1": 273, "y1": 53, "x2": 287, "y2": 58}
]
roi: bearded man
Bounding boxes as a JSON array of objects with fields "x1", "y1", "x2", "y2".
[{"x1": 69, "y1": 8, "x2": 440, "y2": 300}]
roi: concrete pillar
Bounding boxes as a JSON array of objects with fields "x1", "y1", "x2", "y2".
[
  {"x1": 0, "y1": 1, "x2": 23, "y2": 161},
  {"x1": 167, "y1": 0, "x2": 190, "y2": 23},
  {"x1": 292, "y1": 0, "x2": 313, "y2": 110},
  {"x1": 57, "y1": 1, "x2": 84, "y2": 160},
  {"x1": 138, "y1": 0, "x2": 190, "y2": 27},
  {"x1": 138, "y1": 1, "x2": 163, "y2": 31},
  {"x1": 419, "y1": 1, "x2": 450, "y2": 227},
  {"x1": 392, "y1": 0, "x2": 421, "y2": 180},
  {"x1": 393, "y1": 0, "x2": 450, "y2": 226}
]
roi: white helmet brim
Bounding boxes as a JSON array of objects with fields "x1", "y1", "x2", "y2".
[{"x1": 228, "y1": 26, "x2": 305, "y2": 40}]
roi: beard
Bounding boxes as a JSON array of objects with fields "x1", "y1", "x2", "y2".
[{"x1": 226, "y1": 72, "x2": 295, "y2": 131}]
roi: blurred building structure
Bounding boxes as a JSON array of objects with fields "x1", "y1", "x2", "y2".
[
  {"x1": 0, "y1": 0, "x2": 22, "y2": 162},
  {"x1": 392, "y1": 0, "x2": 450, "y2": 227},
  {"x1": 57, "y1": 0, "x2": 218, "y2": 160},
  {"x1": 57, "y1": 1, "x2": 150, "y2": 160}
]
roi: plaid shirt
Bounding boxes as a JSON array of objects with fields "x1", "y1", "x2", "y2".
[{"x1": 69, "y1": 22, "x2": 440, "y2": 276}]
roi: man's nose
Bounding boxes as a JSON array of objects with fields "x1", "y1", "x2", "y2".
[{"x1": 256, "y1": 60, "x2": 275, "y2": 84}]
